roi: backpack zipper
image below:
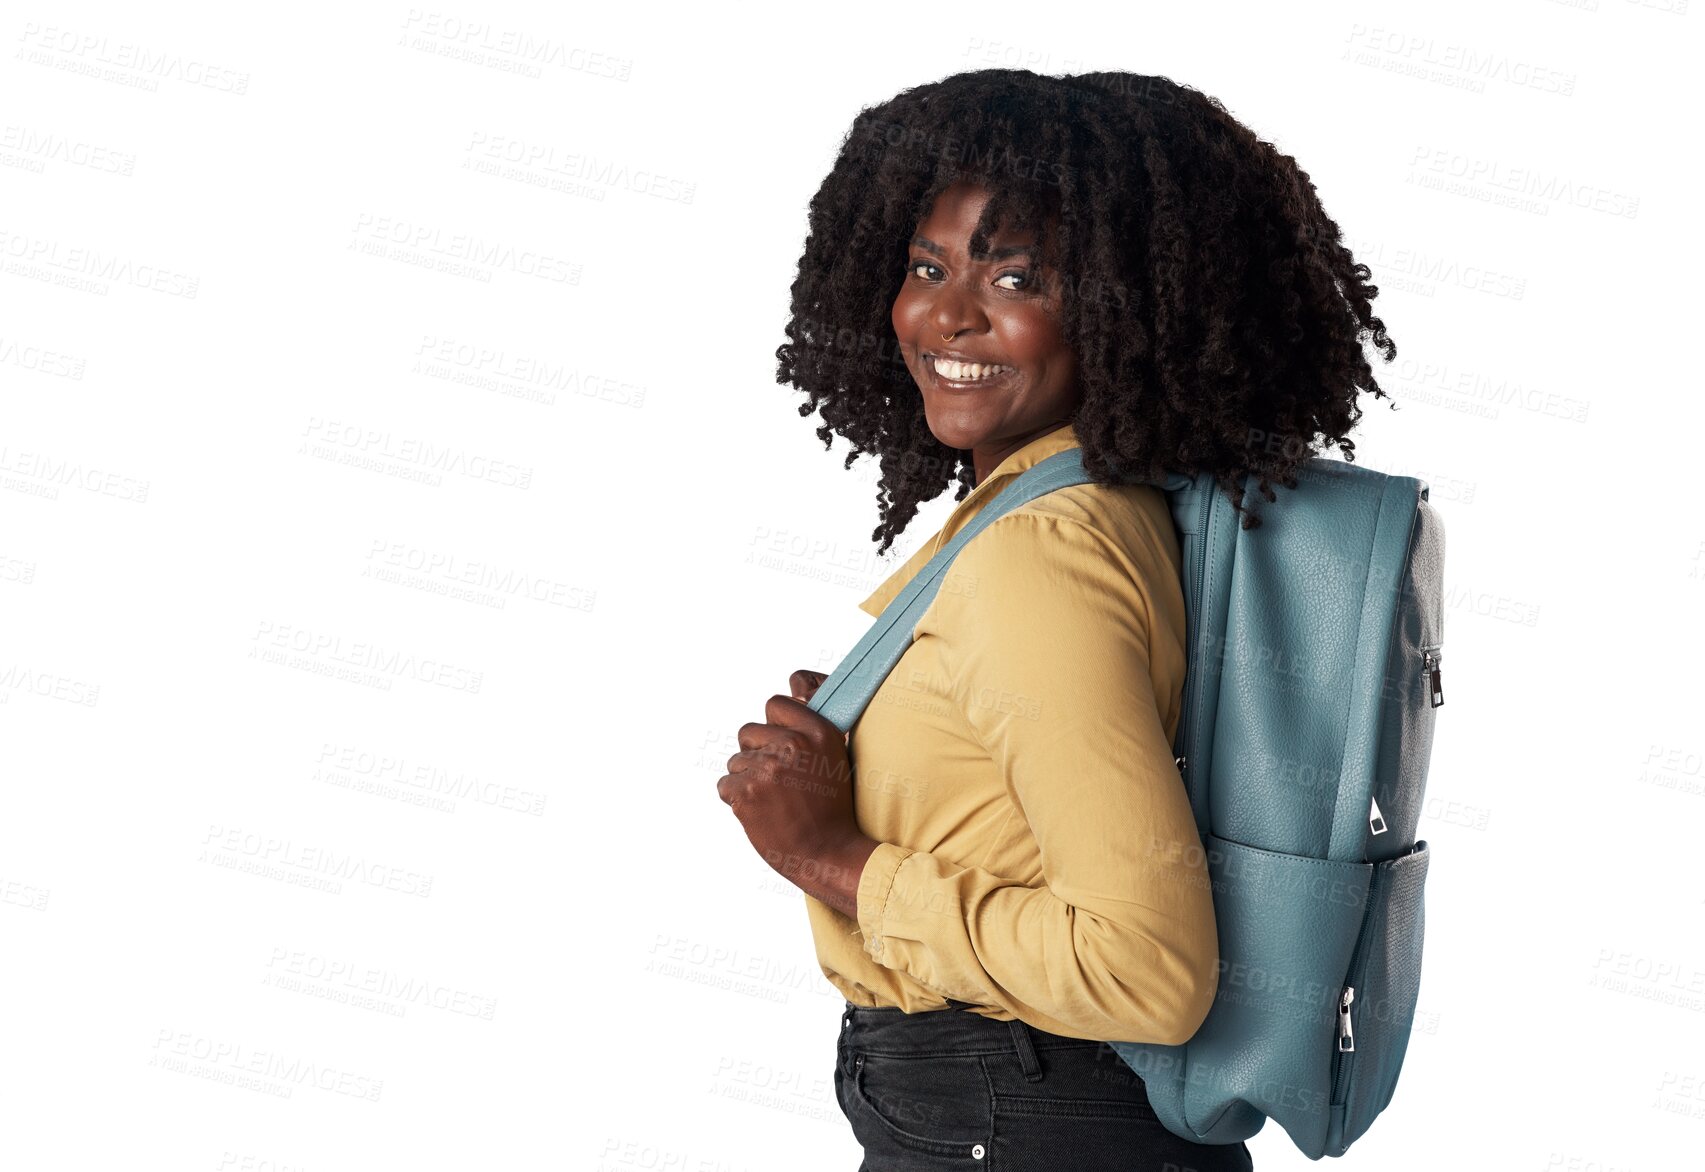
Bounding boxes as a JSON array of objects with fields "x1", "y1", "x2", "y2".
[
  {"x1": 1173, "y1": 488, "x2": 1214, "y2": 797},
  {"x1": 1367, "y1": 643, "x2": 1441, "y2": 840},
  {"x1": 1330, "y1": 853, "x2": 1397, "y2": 1107},
  {"x1": 1336, "y1": 985, "x2": 1356, "y2": 1052},
  {"x1": 1333, "y1": 652, "x2": 1441, "y2": 1107},
  {"x1": 1329, "y1": 979, "x2": 1361, "y2": 1107},
  {"x1": 1421, "y1": 646, "x2": 1444, "y2": 708}
]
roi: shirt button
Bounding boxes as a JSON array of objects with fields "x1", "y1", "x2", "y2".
[{"x1": 971, "y1": 1143, "x2": 986, "y2": 1159}]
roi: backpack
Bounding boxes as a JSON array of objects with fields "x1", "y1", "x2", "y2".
[{"x1": 807, "y1": 446, "x2": 1445, "y2": 1160}]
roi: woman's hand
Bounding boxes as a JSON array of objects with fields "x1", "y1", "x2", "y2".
[{"x1": 717, "y1": 669, "x2": 879, "y2": 918}]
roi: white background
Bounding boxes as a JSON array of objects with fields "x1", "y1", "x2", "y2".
[{"x1": 3, "y1": 1, "x2": 1701, "y2": 1169}]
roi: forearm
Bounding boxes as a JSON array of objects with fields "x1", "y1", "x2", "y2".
[
  {"x1": 770, "y1": 833, "x2": 880, "y2": 919},
  {"x1": 857, "y1": 843, "x2": 1218, "y2": 1044}
]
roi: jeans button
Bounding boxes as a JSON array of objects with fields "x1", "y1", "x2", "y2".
[{"x1": 971, "y1": 1143, "x2": 986, "y2": 1159}]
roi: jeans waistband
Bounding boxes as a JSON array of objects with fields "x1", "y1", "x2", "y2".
[{"x1": 839, "y1": 1001, "x2": 1101, "y2": 1081}]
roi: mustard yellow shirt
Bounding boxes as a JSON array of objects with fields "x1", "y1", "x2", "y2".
[{"x1": 804, "y1": 420, "x2": 1219, "y2": 1045}]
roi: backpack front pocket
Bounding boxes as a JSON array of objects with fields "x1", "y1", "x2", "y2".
[{"x1": 1175, "y1": 834, "x2": 1375, "y2": 1151}]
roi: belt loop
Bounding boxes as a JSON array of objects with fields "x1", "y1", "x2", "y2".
[
  {"x1": 839, "y1": 1003, "x2": 857, "y2": 1076},
  {"x1": 1006, "y1": 1018, "x2": 1044, "y2": 1081}
]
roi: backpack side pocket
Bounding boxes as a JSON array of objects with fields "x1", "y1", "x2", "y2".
[{"x1": 1328, "y1": 839, "x2": 1431, "y2": 1155}]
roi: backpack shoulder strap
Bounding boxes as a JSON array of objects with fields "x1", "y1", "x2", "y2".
[{"x1": 808, "y1": 448, "x2": 1096, "y2": 734}]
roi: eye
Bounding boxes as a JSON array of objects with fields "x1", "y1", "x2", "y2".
[
  {"x1": 905, "y1": 259, "x2": 941, "y2": 281},
  {"x1": 994, "y1": 269, "x2": 1035, "y2": 292}
]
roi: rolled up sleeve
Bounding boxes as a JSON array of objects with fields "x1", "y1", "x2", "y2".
[{"x1": 853, "y1": 510, "x2": 1217, "y2": 1044}]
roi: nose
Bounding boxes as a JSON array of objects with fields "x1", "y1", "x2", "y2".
[{"x1": 929, "y1": 289, "x2": 987, "y2": 343}]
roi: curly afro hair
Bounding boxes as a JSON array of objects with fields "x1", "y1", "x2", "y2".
[{"x1": 775, "y1": 68, "x2": 1398, "y2": 556}]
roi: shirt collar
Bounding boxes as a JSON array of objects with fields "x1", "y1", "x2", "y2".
[{"x1": 856, "y1": 420, "x2": 1082, "y2": 617}]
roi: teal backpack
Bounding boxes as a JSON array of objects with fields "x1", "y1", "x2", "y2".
[{"x1": 807, "y1": 447, "x2": 1444, "y2": 1160}]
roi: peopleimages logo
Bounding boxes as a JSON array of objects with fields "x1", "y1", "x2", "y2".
[
  {"x1": 199, "y1": 824, "x2": 435, "y2": 898},
  {"x1": 149, "y1": 1029, "x2": 382, "y2": 1102},
  {"x1": 15, "y1": 23, "x2": 251, "y2": 94}
]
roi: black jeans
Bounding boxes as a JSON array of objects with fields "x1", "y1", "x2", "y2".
[{"x1": 835, "y1": 1002, "x2": 1254, "y2": 1171}]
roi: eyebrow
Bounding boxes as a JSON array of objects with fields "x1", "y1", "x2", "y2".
[{"x1": 912, "y1": 235, "x2": 1040, "y2": 263}]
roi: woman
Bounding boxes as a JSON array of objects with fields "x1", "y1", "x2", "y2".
[{"x1": 717, "y1": 68, "x2": 1395, "y2": 1169}]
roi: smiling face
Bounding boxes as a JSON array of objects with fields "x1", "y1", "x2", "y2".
[{"x1": 892, "y1": 178, "x2": 1080, "y2": 486}]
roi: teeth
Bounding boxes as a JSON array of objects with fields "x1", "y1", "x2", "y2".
[{"x1": 932, "y1": 358, "x2": 1014, "y2": 381}]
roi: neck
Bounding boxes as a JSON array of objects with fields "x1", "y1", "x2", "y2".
[{"x1": 971, "y1": 420, "x2": 1072, "y2": 487}]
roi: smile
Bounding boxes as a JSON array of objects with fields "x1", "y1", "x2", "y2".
[{"x1": 927, "y1": 356, "x2": 1018, "y2": 386}]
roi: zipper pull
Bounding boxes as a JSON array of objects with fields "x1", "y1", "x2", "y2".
[
  {"x1": 1368, "y1": 795, "x2": 1387, "y2": 836},
  {"x1": 1174, "y1": 754, "x2": 1187, "y2": 777},
  {"x1": 1423, "y1": 649, "x2": 1444, "y2": 708},
  {"x1": 1337, "y1": 985, "x2": 1356, "y2": 1052}
]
